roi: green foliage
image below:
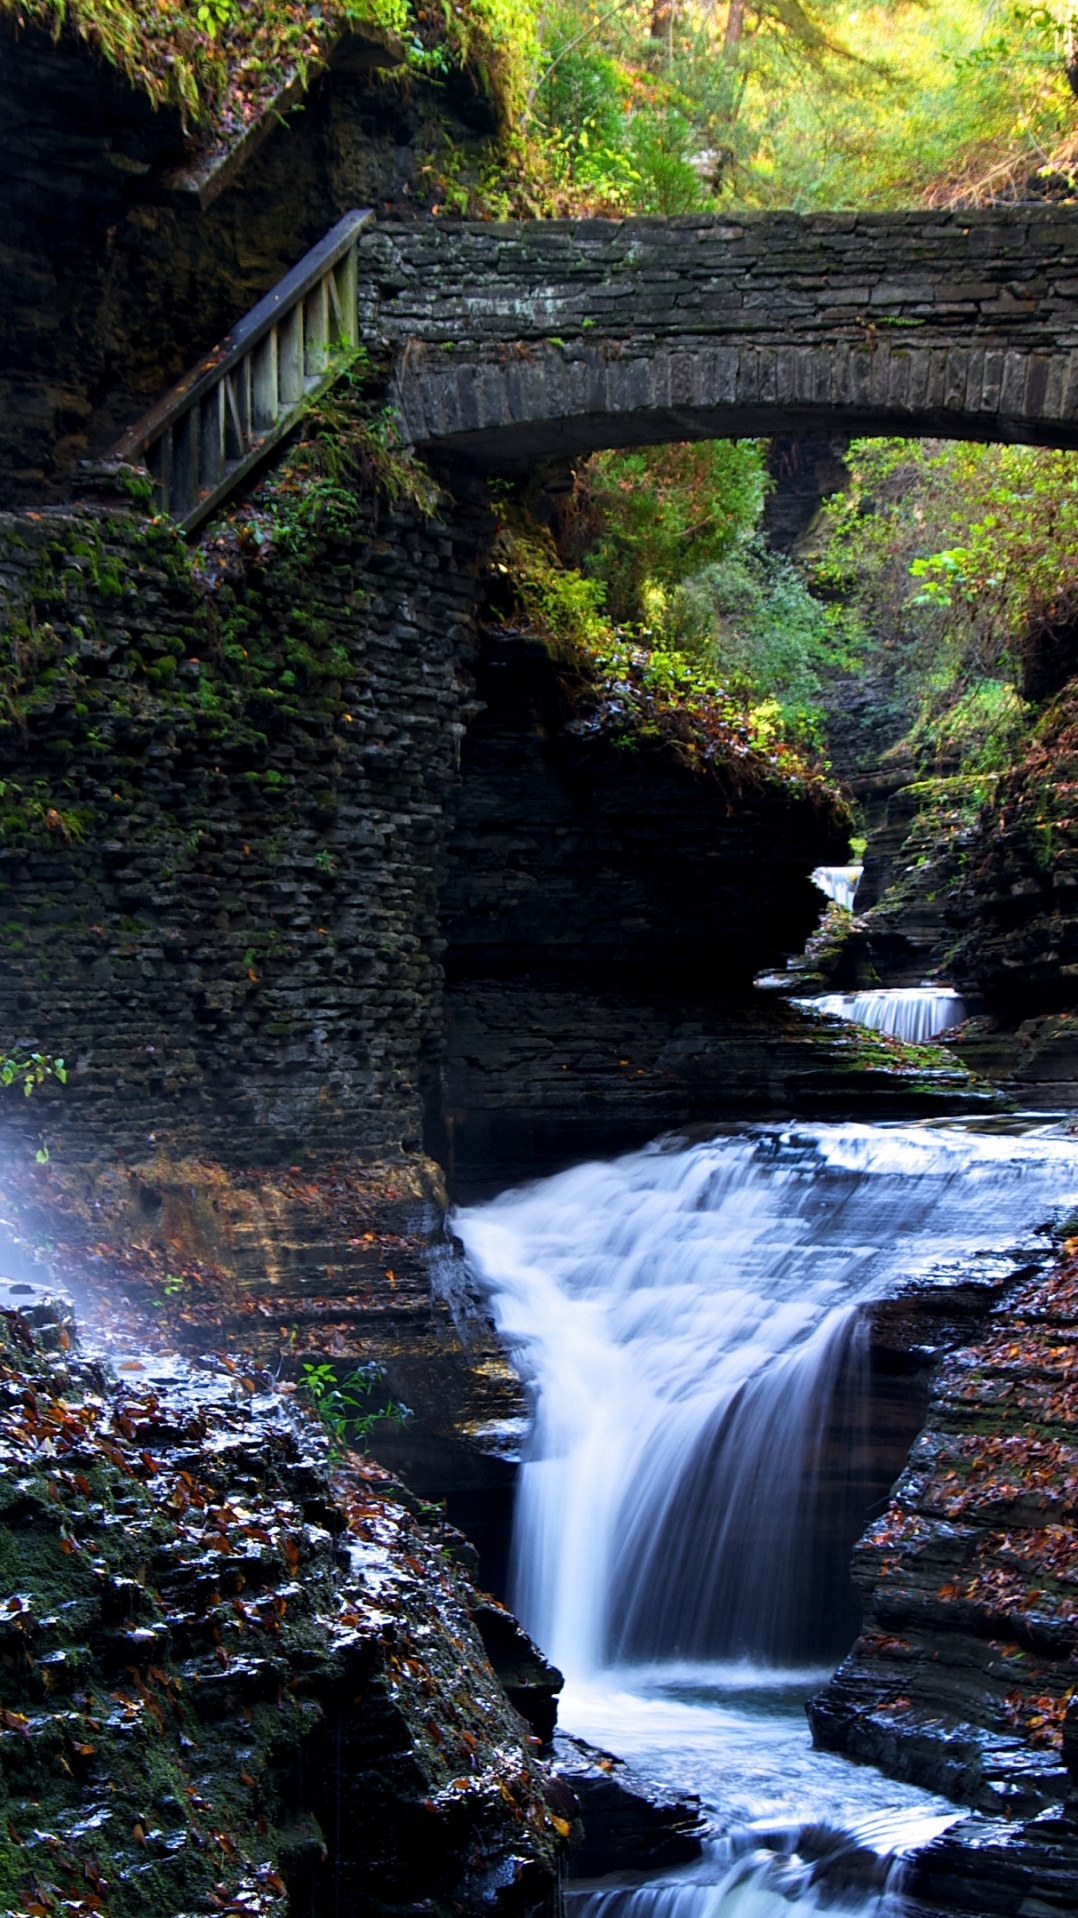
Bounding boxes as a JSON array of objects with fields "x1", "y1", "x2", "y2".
[
  {"x1": 5, "y1": 0, "x2": 413, "y2": 125},
  {"x1": 491, "y1": 497, "x2": 846, "y2": 803},
  {"x1": 0, "y1": 1049, "x2": 67, "y2": 1097},
  {"x1": 732, "y1": 0, "x2": 1074, "y2": 209},
  {"x1": 563, "y1": 442, "x2": 847, "y2": 746},
  {"x1": 814, "y1": 437, "x2": 1078, "y2": 776},
  {"x1": 297, "y1": 1359, "x2": 411, "y2": 1454},
  {"x1": 524, "y1": 0, "x2": 1078, "y2": 218},
  {"x1": 237, "y1": 373, "x2": 440, "y2": 562},
  {"x1": 570, "y1": 441, "x2": 767, "y2": 621},
  {"x1": 436, "y1": 0, "x2": 541, "y2": 131},
  {"x1": 14, "y1": 0, "x2": 1076, "y2": 219},
  {"x1": 3, "y1": 0, "x2": 532, "y2": 174},
  {"x1": 0, "y1": 779, "x2": 91, "y2": 847},
  {"x1": 492, "y1": 505, "x2": 610, "y2": 649},
  {"x1": 665, "y1": 541, "x2": 853, "y2": 743},
  {"x1": 531, "y1": 0, "x2": 870, "y2": 212}
]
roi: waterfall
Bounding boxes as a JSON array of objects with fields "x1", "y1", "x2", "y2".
[
  {"x1": 797, "y1": 986, "x2": 968, "y2": 1044},
  {"x1": 566, "y1": 1809, "x2": 949, "y2": 1918},
  {"x1": 810, "y1": 865, "x2": 863, "y2": 912},
  {"x1": 456, "y1": 1122, "x2": 1078, "y2": 1913},
  {"x1": 457, "y1": 1124, "x2": 1077, "y2": 1681}
]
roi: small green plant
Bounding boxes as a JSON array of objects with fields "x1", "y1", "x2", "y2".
[
  {"x1": 314, "y1": 848, "x2": 338, "y2": 874},
  {"x1": 0, "y1": 1050, "x2": 67, "y2": 1097},
  {"x1": 297, "y1": 1359, "x2": 411, "y2": 1453},
  {"x1": 0, "y1": 780, "x2": 90, "y2": 847},
  {"x1": 150, "y1": 1270, "x2": 187, "y2": 1309},
  {"x1": 195, "y1": 0, "x2": 234, "y2": 37}
]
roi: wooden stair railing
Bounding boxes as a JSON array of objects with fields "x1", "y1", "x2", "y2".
[{"x1": 111, "y1": 208, "x2": 371, "y2": 533}]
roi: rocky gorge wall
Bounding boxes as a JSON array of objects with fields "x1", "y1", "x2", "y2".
[
  {"x1": 437, "y1": 626, "x2": 980, "y2": 1186},
  {"x1": 811, "y1": 1242, "x2": 1078, "y2": 1914},
  {"x1": 0, "y1": 474, "x2": 539, "y2": 1587},
  {"x1": 0, "y1": 463, "x2": 877, "y2": 1587},
  {"x1": 0, "y1": 1285, "x2": 566, "y2": 1918},
  {"x1": 826, "y1": 669, "x2": 1078, "y2": 1100}
]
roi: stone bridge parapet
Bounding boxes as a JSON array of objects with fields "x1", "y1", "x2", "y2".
[{"x1": 355, "y1": 209, "x2": 1078, "y2": 463}]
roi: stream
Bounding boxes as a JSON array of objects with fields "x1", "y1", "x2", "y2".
[{"x1": 456, "y1": 1120, "x2": 1078, "y2": 1916}]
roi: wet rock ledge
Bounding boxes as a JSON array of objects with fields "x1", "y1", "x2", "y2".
[
  {"x1": 0, "y1": 1291, "x2": 564, "y2": 1918},
  {"x1": 811, "y1": 1247, "x2": 1078, "y2": 1915}
]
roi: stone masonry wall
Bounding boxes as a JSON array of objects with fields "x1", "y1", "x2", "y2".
[{"x1": 0, "y1": 485, "x2": 488, "y2": 1165}]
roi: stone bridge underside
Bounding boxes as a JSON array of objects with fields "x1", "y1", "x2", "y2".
[{"x1": 358, "y1": 209, "x2": 1078, "y2": 465}]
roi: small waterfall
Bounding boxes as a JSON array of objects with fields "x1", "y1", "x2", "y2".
[
  {"x1": 567, "y1": 1805, "x2": 953, "y2": 1918},
  {"x1": 797, "y1": 986, "x2": 968, "y2": 1044},
  {"x1": 810, "y1": 865, "x2": 862, "y2": 912},
  {"x1": 457, "y1": 1125, "x2": 1078, "y2": 1681}
]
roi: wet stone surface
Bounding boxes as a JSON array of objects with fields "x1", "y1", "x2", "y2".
[
  {"x1": 811, "y1": 1248, "x2": 1078, "y2": 1913},
  {"x1": 0, "y1": 1291, "x2": 564, "y2": 1918}
]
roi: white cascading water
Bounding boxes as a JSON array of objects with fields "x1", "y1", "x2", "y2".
[
  {"x1": 797, "y1": 986, "x2": 968, "y2": 1044},
  {"x1": 810, "y1": 865, "x2": 863, "y2": 913},
  {"x1": 456, "y1": 1122, "x2": 1078, "y2": 1917}
]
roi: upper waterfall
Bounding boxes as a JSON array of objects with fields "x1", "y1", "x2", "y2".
[
  {"x1": 811, "y1": 865, "x2": 863, "y2": 912},
  {"x1": 797, "y1": 987, "x2": 968, "y2": 1044}
]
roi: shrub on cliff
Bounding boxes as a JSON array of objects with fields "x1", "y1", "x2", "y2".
[
  {"x1": 2, "y1": 0, "x2": 538, "y2": 157},
  {"x1": 567, "y1": 442, "x2": 767, "y2": 622},
  {"x1": 490, "y1": 499, "x2": 847, "y2": 812},
  {"x1": 562, "y1": 443, "x2": 851, "y2": 749}
]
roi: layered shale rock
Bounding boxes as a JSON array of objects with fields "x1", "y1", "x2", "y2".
[
  {"x1": 809, "y1": 1246, "x2": 1078, "y2": 1915},
  {"x1": 0, "y1": 494, "x2": 487, "y2": 1167},
  {"x1": 437, "y1": 629, "x2": 982, "y2": 1185},
  {"x1": 951, "y1": 680, "x2": 1078, "y2": 1022},
  {"x1": 0, "y1": 1152, "x2": 525, "y2": 1595},
  {"x1": 0, "y1": 1288, "x2": 563, "y2": 1918}
]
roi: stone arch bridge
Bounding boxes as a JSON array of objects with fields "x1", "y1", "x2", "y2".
[
  {"x1": 116, "y1": 205, "x2": 1078, "y2": 528},
  {"x1": 368, "y1": 209, "x2": 1078, "y2": 468}
]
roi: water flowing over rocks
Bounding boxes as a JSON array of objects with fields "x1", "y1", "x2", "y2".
[
  {"x1": 449, "y1": 1121, "x2": 1078, "y2": 1918},
  {"x1": 796, "y1": 987, "x2": 969, "y2": 1046},
  {"x1": 457, "y1": 1125, "x2": 1078, "y2": 1679}
]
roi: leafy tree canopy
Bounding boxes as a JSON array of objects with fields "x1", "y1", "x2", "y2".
[{"x1": 532, "y1": 0, "x2": 1078, "y2": 212}]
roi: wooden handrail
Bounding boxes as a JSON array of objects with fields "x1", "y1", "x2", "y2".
[{"x1": 112, "y1": 208, "x2": 372, "y2": 533}]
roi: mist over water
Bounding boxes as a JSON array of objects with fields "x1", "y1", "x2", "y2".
[{"x1": 456, "y1": 1122, "x2": 1078, "y2": 1914}]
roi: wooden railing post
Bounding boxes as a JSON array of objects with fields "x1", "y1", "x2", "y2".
[{"x1": 111, "y1": 208, "x2": 372, "y2": 533}]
